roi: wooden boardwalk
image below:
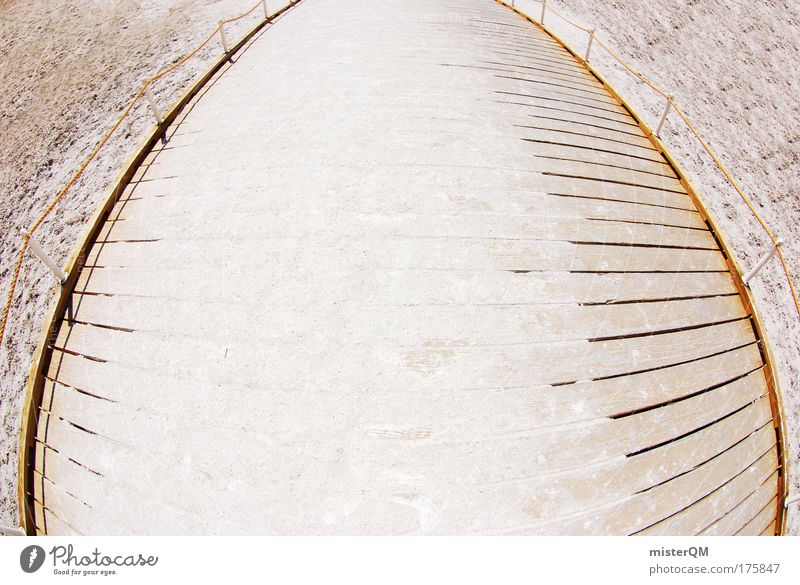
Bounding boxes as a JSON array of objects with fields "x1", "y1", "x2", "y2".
[{"x1": 24, "y1": 0, "x2": 784, "y2": 534}]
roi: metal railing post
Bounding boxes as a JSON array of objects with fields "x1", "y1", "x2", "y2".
[
  {"x1": 262, "y1": 0, "x2": 268, "y2": 18},
  {"x1": 144, "y1": 85, "x2": 164, "y2": 125},
  {"x1": 655, "y1": 94, "x2": 673, "y2": 137},
  {"x1": 26, "y1": 235, "x2": 67, "y2": 284},
  {"x1": 584, "y1": 28, "x2": 595, "y2": 62},
  {"x1": 540, "y1": 0, "x2": 547, "y2": 25},
  {"x1": 219, "y1": 21, "x2": 230, "y2": 54},
  {"x1": 744, "y1": 238, "x2": 784, "y2": 285}
]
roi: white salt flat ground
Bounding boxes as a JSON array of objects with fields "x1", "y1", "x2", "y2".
[{"x1": 29, "y1": 0, "x2": 782, "y2": 534}]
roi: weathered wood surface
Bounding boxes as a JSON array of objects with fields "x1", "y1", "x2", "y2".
[{"x1": 31, "y1": 0, "x2": 781, "y2": 535}]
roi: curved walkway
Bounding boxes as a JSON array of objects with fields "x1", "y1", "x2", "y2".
[{"x1": 28, "y1": 0, "x2": 783, "y2": 534}]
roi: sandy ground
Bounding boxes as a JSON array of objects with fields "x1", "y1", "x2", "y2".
[{"x1": 0, "y1": 0, "x2": 798, "y2": 532}]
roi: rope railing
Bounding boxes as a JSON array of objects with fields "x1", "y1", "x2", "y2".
[
  {"x1": 0, "y1": 0, "x2": 278, "y2": 352},
  {"x1": 506, "y1": 0, "x2": 799, "y2": 321}
]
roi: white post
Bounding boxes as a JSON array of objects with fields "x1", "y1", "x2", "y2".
[
  {"x1": 144, "y1": 85, "x2": 163, "y2": 125},
  {"x1": 655, "y1": 94, "x2": 673, "y2": 137},
  {"x1": 27, "y1": 235, "x2": 67, "y2": 284},
  {"x1": 540, "y1": 0, "x2": 547, "y2": 24},
  {"x1": 743, "y1": 239, "x2": 784, "y2": 285},
  {"x1": 262, "y1": 0, "x2": 268, "y2": 18},
  {"x1": 584, "y1": 28, "x2": 595, "y2": 62},
  {"x1": 219, "y1": 21, "x2": 230, "y2": 54},
  {"x1": 0, "y1": 525, "x2": 26, "y2": 536}
]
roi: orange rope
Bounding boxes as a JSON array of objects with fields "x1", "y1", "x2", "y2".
[
  {"x1": 0, "y1": 1, "x2": 269, "y2": 351},
  {"x1": 148, "y1": 27, "x2": 221, "y2": 84},
  {"x1": 221, "y1": 2, "x2": 263, "y2": 25},
  {"x1": 0, "y1": 239, "x2": 28, "y2": 354},
  {"x1": 546, "y1": 3, "x2": 591, "y2": 32},
  {"x1": 592, "y1": 36, "x2": 671, "y2": 97}
]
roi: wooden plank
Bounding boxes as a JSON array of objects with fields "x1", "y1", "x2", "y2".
[
  {"x1": 45, "y1": 327, "x2": 764, "y2": 472},
  {"x1": 517, "y1": 103, "x2": 653, "y2": 138},
  {"x1": 73, "y1": 267, "x2": 737, "y2": 305},
  {"x1": 83, "y1": 237, "x2": 727, "y2": 273},
  {"x1": 35, "y1": 441, "x2": 104, "y2": 500},
  {"x1": 636, "y1": 448, "x2": 778, "y2": 535},
  {"x1": 699, "y1": 472, "x2": 779, "y2": 535},
  {"x1": 489, "y1": 50, "x2": 597, "y2": 78},
  {"x1": 519, "y1": 115, "x2": 660, "y2": 152},
  {"x1": 479, "y1": 31, "x2": 587, "y2": 59},
  {"x1": 35, "y1": 501, "x2": 81, "y2": 536},
  {"x1": 68, "y1": 290, "x2": 747, "y2": 349},
  {"x1": 486, "y1": 397, "x2": 774, "y2": 526},
  {"x1": 536, "y1": 173, "x2": 691, "y2": 210},
  {"x1": 36, "y1": 411, "x2": 215, "y2": 521},
  {"x1": 33, "y1": 470, "x2": 94, "y2": 537},
  {"x1": 43, "y1": 335, "x2": 756, "y2": 419},
  {"x1": 736, "y1": 495, "x2": 779, "y2": 536},
  {"x1": 98, "y1": 196, "x2": 718, "y2": 249},
  {"x1": 488, "y1": 240, "x2": 725, "y2": 272},
  {"x1": 510, "y1": 103, "x2": 643, "y2": 138},
  {"x1": 522, "y1": 139, "x2": 674, "y2": 178},
  {"x1": 495, "y1": 74, "x2": 622, "y2": 107},
  {"x1": 531, "y1": 157, "x2": 683, "y2": 195},
  {"x1": 518, "y1": 401, "x2": 776, "y2": 534},
  {"x1": 479, "y1": 34, "x2": 578, "y2": 57},
  {"x1": 35, "y1": 412, "x2": 118, "y2": 478},
  {"x1": 51, "y1": 316, "x2": 757, "y2": 388},
  {"x1": 483, "y1": 41, "x2": 589, "y2": 69},
  {"x1": 499, "y1": 91, "x2": 636, "y2": 126},
  {"x1": 110, "y1": 156, "x2": 689, "y2": 207},
  {"x1": 520, "y1": 126, "x2": 663, "y2": 163},
  {"x1": 40, "y1": 380, "x2": 350, "y2": 532},
  {"x1": 441, "y1": 58, "x2": 600, "y2": 88},
  {"x1": 97, "y1": 209, "x2": 713, "y2": 249},
  {"x1": 529, "y1": 344, "x2": 764, "y2": 425},
  {"x1": 477, "y1": 59, "x2": 606, "y2": 91},
  {"x1": 34, "y1": 432, "x2": 202, "y2": 535},
  {"x1": 43, "y1": 380, "x2": 121, "y2": 440},
  {"x1": 760, "y1": 520, "x2": 777, "y2": 536},
  {"x1": 33, "y1": 500, "x2": 46, "y2": 535},
  {"x1": 36, "y1": 380, "x2": 59, "y2": 448},
  {"x1": 111, "y1": 186, "x2": 709, "y2": 230},
  {"x1": 36, "y1": 374, "x2": 768, "y2": 528},
  {"x1": 498, "y1": 87, "x2": 630, "y2": 119}
]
